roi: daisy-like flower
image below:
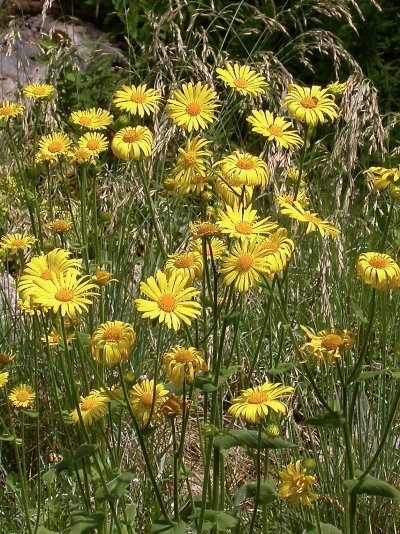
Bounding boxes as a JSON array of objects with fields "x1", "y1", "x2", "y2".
[
  {"x1": 364, "y1": 166, "x2": 400, "y2": 193},
  {"x1": 69, "y1": 146, "x2": 97, "y2": 165},
  {"x1": 164, "y1": 251, "x2": 203, "y2": 282},
  {"x1": 227, "y1": 382, "x2": 294, "y2": 423},
  {"x1": 217, "y1": 204, "x2": 277, "y2": 241},
  {"x1": 111, "y1": 126, "x2": 153, "y2": 160},
  {"x1": 218, "y1": 151, "x2": 270, "y2": 187},
  {"x1": 286, "y1": 167, "x2": 307, "y2": 184},
  {"x1": 134, "y1": 270, "x2": 201, "y2": 331},
  {"x1": 189, "y1": 221, "x2": 221, "y2": 240},
  {"x1": 27, "y1": 271, "x2": 99, "y2": 316},
  {"x1": 160, "y1": 394, "x2": 190, "y2": 418},
  {"x1": 0, "y1": 101, "x2": 24, "y2": 121},
  {"x1": 78, "y1": 132, "x2": 108, "y2": 157},
  {"x1": 299, "y1": 325, "x2": 355, "y2": 364},
  {"x1": 46, "y1": 219, "x2": 72, "y2": 234},
  {"x1": 9, "y1": 384, "x2": 35, "y2": 408},
  {"x1": 92, "y1": 268, "x2": 117, "y2": 286},
  {"x1": 130, "y1": 379, "x2": 169, "y2": 423},
  {"x1": 41, "y1": 328, "x2": 75, "y2": 348},
  {"x1": 36, "y1": 132, "x2": 72, "y2": 162},
  {"x1": 23, "y1": 83, "x2": 54, "y2": 99},
  {"x1": 112, "y1": 84, "x2": 161, "y2": 117},
  {"x1": 257, "y1": 228, "x2": 295, "y2": 274},
  {"x1": 17, "y1": 248, "x2": 81, "y2": 300},
  {"x1": 1, "y1": 233, "x2": 36, "y2": 254},
  {"x1": 221, "y1": 240, "x2": 271, "y2": 292},
  {"x1": 0, "y1": 371, "x2": 9, "y2": 388},
  {"x1": 275, "y1": 191, "x2": 308, "y2": 208},
  {"x1": 216, "y1": 63, "x2": 269, "y2": 96},
  {"x1": 172, "y1": 136, "x2": 212, "y2": 184},
  {"x1": 166, "y1": 82, "x2": 219, "y2": 132},
  {"x1": 214, "y1": 177, "x2": 254, "y2": 207},
  {"x1": 69, "y1": 108, "x2": 113, "y2": 130},
  {"x1": 164, "y1": 346, "x2": 208, "y2": 387},
  {"x1": 189, "y1": 237, "x2": 226, "y2": 261},
  {"x1": 280, "y1": 201, "x2": 340, "y2": 238},
  {"x1": 326, "y1": 81, "x2": 347, "y2": 98},
  {"x1": 17, "y1": 298, "x2": 49, "y2": 316},
  {"x1": 91, "y1": 321, "x2": 136, "y2": 366},
  {"x1": 283, "y1": 84, "x2": 338, "y2": 126},
  {"x1": 175, "y1": 170, "x2": 214, "y2": 196},
  {"x1": 70, "y1": 390, "x2": 111, "y2": 426},
  {"x1": 247, "y1": 110, "x2": 303, "y2": 149},
  {"x1": 278, "y1": 460, "x2": 319, "y2": 506},
  {"x1": 356, "y1": 252, "x2": 400, "y2": 291}
]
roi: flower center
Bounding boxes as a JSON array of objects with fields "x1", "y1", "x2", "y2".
[
  {"x1": 268, "y1": 124, "x2": 284, "y2": 137},
  {"x1": 48, "y1": 141, "x2": 63, "y2": 153},
  {"x1": 174, "y1": 254, "x2": 194, "y2": 268},
  {"x1": 123, "y1": 131, "x2": 141, "y2": 143},
  {"x1": 55, "y1": 288, "x2": 75, "y2": 302},
  {"x1": 79, "y1": 116, "x2": 92, "y2": 126},
  {"x1": 186, "y1": 102, "x2": 202, "y2": 116},
  {"x1": 182, "y1": 150, "x2": 197, "y2": 166},
  {"x1": 247, "y1": 391, "x2": 268, "y2": 404},
  {"x1": 282, "y1": 195, "x2": 295, "y2": 204},
  {"x1": 52, "y1": 220, "x2": 70, "y2": 232},
  {"x1": 234, "y1": 77, "x2": 248, "y2": 89},
  {"x1": 86, "y1": 139, "x2": 100, "y2": 150},
  {"x1": 321, "y1": 334, "x2": 344, "y2": 351},
  {"x1": 194, "y1": 174, "x2": 205, "y2": 184},
  {"x1": 0, "y1": 107, "x2": 13, "y2": 116},
  {"x1": 41, "y1": 269, "x2": 53, "y2": 280},
  {"x1": 130, "y1": 93, "x2": 147, "y2": 103},
  {"x1": 158, "y1": 294, "x2": 177, "y2": 312},
  {"x1": 235, "y1": 221, "x2": 253, "y2": 235},
  {"x1": 262, "y1": 242, "x2": 278, "y2": 253},
  {"x1": 194, "y1": 223, "x2": 219, "y2": 237},
  {"x1": 81, "y1": 398, "x2": 96, "y2": 411},
  {"x1": 300, "y1": 96, "x2": 318, "y2": 109},
  {"x1": 369, "y1": 255, "x2": 389, "y2": 269},
  {"x1": 175, "y1": 349, "x2": 193, "y2": 363},
  {"x1": 10, "y1": 239, "x2": 26, "y2": 248},
  {"x1": 140, "y1": 392, "x2": 154, "y2": 407},
  {"x1": 32, "y1": 87, "x2": 47, "y2": 96},
  {"x1": 236, "y1": 157, "x2": 255, "y2": 170},
  {"x1": 236, "y1": 253, "x2": 254, "y2": 271},
  {"x1": 16, "y1": 391, "x2": 29, "y2": 402},
  {"x1": 103, "y1": 327, "x2": 123, "y2": 341}
]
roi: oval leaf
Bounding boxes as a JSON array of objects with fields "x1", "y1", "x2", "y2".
[
  {"x1": 213, "y1": 430, "x2": 297, "y2": 450},
  {"x1": 95, "y1": 468, "x2": 136, "y2": 502},
  {"x1": 344, "y1": 470, "x2": 400, "y2": 499},
  {"x1": 305, "y1": 411, "x2": 345, "y2": 428}
]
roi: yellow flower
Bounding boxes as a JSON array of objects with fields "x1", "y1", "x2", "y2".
[
  {"x1": 17, "y1": 298, "x2": 49, "y2": 316},
  {"x1": 134, "y1": 270, "x2": 201, "y2": 331},
  {"x1": 189, "y1": 237, "x2": 226, "y2": 261},
  {"x1": 92, "y1": 268, "x2": 117, "y2": 286},
  {"x1": 69, "y1": 107, "x2": 113, "y2": 129},
  {"x1": 280, "y1": 201, "x2": 340, "y2": 238},
  {"x1": 46, "y1": 219, "x2": 72, "y2": 234},
  {"x1": 218, "y1": 151, "x2": 270, "y2": 187},
  {"x1": 1, "y1": 233, "x2": 36, "y2": 254},
  {"x1": 164, "y1": 251, "x2": 203, "y2": 282},
  {"x1": 41, "y1": 328, "x2": 75, "y2": 348},
  {"x1": 300, "y1": 325, "x2": 355, "y2": 364},
  {"x1": 257, "y1": 228, "x2": 295, "y2": 274},
  {"x1": 27, "y1": 270, "x2": 99, "y2": 316},
  {"x1": 23, "y1": 83, "x2": 54, "y2": 99},
  {"x1": 247, "y1": 110, "x2": 303, "y2": 149},
  {"x1": 356, "y1": 252, "x2": 400, "y2": 291},
  {"x1": 326, "y1": 81, "x2": 347, "y2": 98},
  {"x1": 364, "y1": 167, "x2": 400, "y2": 193},
  {"x1": 275, "y1": 191, "x2": 308, "y2": 208},
  {"x1": 217, "y1": 204, "x2": 277, "y2": 241},
  {"x1": 283, "y1": 84, "x2": 338, "y2": 126},
  {"x1": 166, "y1": 82, "x2": 219, "y2": 132},
  {"x1": 9, "y1": 384, "x2": 35, "y2": 408},
  {"x1": 70, "y1": 390, "x2": 110, "y2": 426},
  {"x1": 111, "y1": 126, "x2": 153, "y2": 160},
  {"x1": 0, "y1": 371, "x2": 9, "y2": 388},
  {"x1": 286, "y1": 167, "x2": 307, "y2": 183},
  {"x1": 36, "y1": 132, "x2": 72, "y2": 162},
  {"x1": 189, "y1": 221, "x2": 221, "y2": 240},
  {"x1": 0, "y1": 101, "x2": 24, "y2": 121},
  {"x1": 174, "y1": 170, "x2": 214, "y2": 196},
  {"x1": 91, "y1": 321, "x2": 136, "y2": 366},
  {"x1": 113, "y1": 84, "x2": 161, "y2": 117},
  {"x1": 216, "y1": 63, "x2": 268, "y2": 95},
  {"x1": 228, "y1": 382, "x2": 294, "y2": 423},
  {"x1": 164, "y1": 346, "x2": 207, "y2": 387},
  {"x1": 221, "y1": 240, "x2": 271, "y2": 292},
  {"x1": 214, "y1": 177, "x2": 254, "y2": 207},
  {"x1": 78, "y1": 132, "x2": 109, "y2": 157},
  {"x1": 130, "y1": 379, "x2": 169, "y2": 423},
  {"x1": 278, "y1": 460, "x2": 319, "y2": 506},
  {"x1": 172, "y1": 136, "x2": 212, "y2": 184},
  {"x1": 68, "y1": 147, "x2": 97, "y2": 165}
]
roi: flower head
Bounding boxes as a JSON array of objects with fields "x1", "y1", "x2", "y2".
[
  {"x1": 228, "y1": 382, "x2": 294, "y2": 423},
  {"x1": 0, "y1": 371, "x2": 9, "y2": 388},
  {"x1": 70, "y1": 390, "x2": 110, "y2": 426},
  {"x1": 41, "y1": 328, "x2": 75, "y2": 348},
  {"x1": 257, "y1": 228, "x2": 295, "y2": 274},
  {"x1": 166, "y1": 82, "x2": 219, "y2": 132},
  {"x1": 278, "y1": 460, "x2": 319, "y2": 506},
  {"x1": 111, "y1": 126, "x2": 153, "y2": 160},
  {"x1": 0, "y1": 101, "x2": 24, "y2": 121},
  {"x1": 221, "y1": 240, "x2": 271, "y2": 292},
  {"x1": 69, "y1": 108, "x2": 113, "y2": 130},
  {"x1": 171, "y1": 136, "x2": 212, "y2": 185},
  {"x1": 217, "y1": 204, "x2": 277, "y2": 241},
  {"x1": 286, "y1": 167, "x2": 307, "y2": 184},
  {"x1": 300, "y1": 325, "x2": 355, "y2": 364},
  {"x1": 130, "y1": 379, "x2": 169, "y2": 423},
  {"x1": 36, "y1": 133, "x2": 72, "y2": 162},
  {"x1": 283, "y1": 85, "x2": 338, "y2": 126},
  {"x1": 275, "y1": 191, "x2": 308, "y2": 208},
  {"x1": 214, "y1": 178, "x2": 254, "y2": 207},
  {"x1": 216, "y1": 63, "x2": 268, "y2": 96},
  {"x1": 68, "y1": 146, "x2": 96, "y2": 165},
  {"x1": 78, "y1": 132, "x2": 108, "y2": 157},
  {"x1": 356, "y1": 252, "x2": 400, "y2": 291},
  {"x1": 113, "y1": 84, "x2": 161, "y2": 117},
  {"x1": 218, "y1": 151, "x2": 270, "y2": 187},
  {"x1": 364, "y1": 167, "x2": 400, "y2": 193},
  {"x1": 91, "y1": 321, "x2": 136, "y2": 366},
  {"x1": 164, "y1": 346, "x2": 207, "y2": 387},
  {"x1": 189, "y1": 237, "x2": 226, "y2": 261},
  {"x1": 92, "y1": 268, "x2": 117, "y2": 286},
  {"x1": 247, "y1": 110, "x2": 303, "y2": 149},
  {"x1": 46, "y1": 219, "x2": 72, "y2": 234},
  {"x1": 1, "y1": 233, "x2": 36, "y2": 254},
  {"x1": 9, "y1": 384, "x2": 35, "y2": 408},
  {"x1": 135, "y1": 270, "x2": 201, "y2": 331},
  {"x1": 23, "y1": 84, "x2": 54, "y2": 99},
  {"x1": 280, "y1": 201, "x2": 340, "y2": 238},
  {"x1": 189, "y1": 221, "x2": 221, "y2": 240},
  {"x1": 164, "y1": 251, "x2": 203, "y2": 282}
]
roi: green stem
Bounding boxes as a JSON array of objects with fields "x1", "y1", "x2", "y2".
[{"x1": 249, "y1": 424, "x2": 263, "y2": 534}]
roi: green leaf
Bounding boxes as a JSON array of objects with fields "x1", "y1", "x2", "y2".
[
  {"x1": 95, "y1": 468, "x2": 136, "y2": 502},
  {"x1": 268, "y1": 363, "x2": 296, "y2": 375},
  {"x1": 235, "y1": 478, "x2": 277, "y2": 506},
  {"x1": 151, "y1": 520, "x2": 187, "y2": 533},
  {"x1": 391, "y1": 369, "x2": 400, "y2": 379},
  {"x1": 344, "y1": 470, "x2": 400, "y2": 499},
  {"x1": 54, "y1": 449, "x2": 74, "y2": 474},
  {"x1": 20, "y1": 410, "x2": 40, "y2": 418},
  {"x1": 213, "y1": 430, "x2": 297, "y2": 450},
  {"x1": 304, "y1": 522, "x2": 343, "y2": 534},
  {"x1": 356, "y1": 370, "x2": 387, "y2": 381},
  {"x1": 36, "y1": 528, "x2": 57, "y2": 534},
  {"x1": 43, "y1": 468, "x2": 57, "y2": 485},
  {"x1": 351, "y1": 299, "x2": 369, "y2": 324},
  {"x1": 305, "y1": 411, "x2": 345, "y2": 428},
  {"x1": 0, "y1": 434, "x2": 22, "y2": 444},
  {"x1": 73, "y1": 443, "x2": 99, "y2": 462},
  {"x1": 189, "y1": 510, "x2": 237, "y2": 532},
  {"x1": 70, "y1": 512, "x2": 104, "y2": 534}
]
